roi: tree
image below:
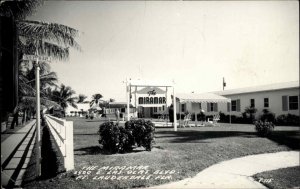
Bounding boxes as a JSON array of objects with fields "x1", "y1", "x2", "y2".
[
  {"x1": 244, "y1": 106, "x2": 257, "y2": 122},
  {"x1": 51, "y1": 84, "x2": 78, "y2": 116},
  {"x1": 109, "y1": 98, "x2": 115, "y2": 102},
  {"x1": 90, "y1": 93, "x2": 103, "y2": 107},
  {"x1": 77, "y1": 94, "x2": 88, "y2": 103},
  {"x1": 1, "y1": 0, "x2": 81, "y2": 126}
]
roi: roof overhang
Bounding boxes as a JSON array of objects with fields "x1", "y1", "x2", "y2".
[{"x1": 176, "y1": 93, "x2": 231, "y2": 103}]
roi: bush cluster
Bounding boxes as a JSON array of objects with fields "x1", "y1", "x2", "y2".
[
  {"x1": 254, "y1": 120, "x2": 275, "y2": 136},
  {"x1": 260, "y1": 109, "x2": 275, "y2": 122},
  {"x1": 98, "y1": 119, "x2": 155, "y2": 153},
  {"x1": 276, "y1": 114, "x2": 299, "y2": 126},
  {"x1": 125, "y1": 119, "x2": 155, "y2": 151}
]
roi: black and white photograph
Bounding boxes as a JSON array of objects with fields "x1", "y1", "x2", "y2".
[{"x1": 0, "y1": 0, "x2": 299, "y2": 188}]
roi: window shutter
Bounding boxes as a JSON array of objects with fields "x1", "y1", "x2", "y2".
[
  {"x1": 227, "y1": 102, "x2": 230, "y2": 112},
  {"x1": 207, "y1": 102, "x2": 210, "y2": 112},
  {"x1": 282, "y1": 96, "x2": 288, "y2": 111},
  {"x1": 214, "y1": 103, "x2": 218, "y2": 112},
  {"x1": 237, "y1": 99, "x2": 241, "y2": 112}
]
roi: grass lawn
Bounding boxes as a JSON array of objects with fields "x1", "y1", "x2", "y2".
[
  {"x1": 253, "y1": 166, "x2": 300, "y2": 189},
  {"x1": 23, "y1": 117, "x2": 299, "y2": 189}
]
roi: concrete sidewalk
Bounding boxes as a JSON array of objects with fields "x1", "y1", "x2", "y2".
[
  {"x1": 151, "y1": 151, "x2": 299, "y2": 189},
  {"x1": 1, "y1": 120, "x2": 36, "y2": 187}
]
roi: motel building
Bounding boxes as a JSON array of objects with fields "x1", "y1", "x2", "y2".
[
  {"x1": 213, "y1": 81, "x2": 300, "y2": 118},
  {"x1": 174, "y1": 81, "x2": 299, "y2": 120},
  {"x1": 65, "y1": 103, "x2": 90, "y2": 117}
]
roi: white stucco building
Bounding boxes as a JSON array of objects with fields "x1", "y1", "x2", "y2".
[
  {"x1": 65, "y1": 103, "x2": 90, "y2": 116},
  {"x1": 173, "y1": 81, "x2": 299, "y2": 120},
  {"x1": 213, "y1": 81, "x2": 299, "y2": 118}
]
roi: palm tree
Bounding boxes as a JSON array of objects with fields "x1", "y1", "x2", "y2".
[
  {"x1": 1, "y1": 0, "x2": 81, "y2": 125},
  {"x1": 51, "y1": 84, "x2": 78, "y2": 117},
  {"x1": 90, "y1": 93, "x2": 103, "y2": 107},
  {"x1": 77, "y1": 94, "x2": 88, "y2": 103}
]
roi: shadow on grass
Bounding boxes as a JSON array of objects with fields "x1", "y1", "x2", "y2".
[
  {"x1": 74, "y1": 146, "x2": 157, "y2": 155},
  {"x1": 267, "y1": 130, "x2": 300, "y2": 150},
  {"x1": 74, "y1": 133, "x2": 99, "y2": 136},
  {"x1": 74, "y1": 146, "x2": 104, "y2": 155},
  {"x1": 156, "y1": 130, "x2": 256, "y2": 143},
  {"x1": 155, "y1": 129, "x2": 300, "y2": 149},
  {"x1": 85, "y1": 119, "x2": 115, "y2": 123}
]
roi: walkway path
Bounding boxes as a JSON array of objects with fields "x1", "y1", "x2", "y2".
[
  {"x1": 1, "y1": 120, "x2": 36, "y2": 188},
  {"x1": 151, "y1": 151, "x2": 299, "y2": 189}
]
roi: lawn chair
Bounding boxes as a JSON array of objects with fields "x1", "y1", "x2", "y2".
[
  {"x1": 182, "y1": 113, "x2": 191, "y2": 127},
  {"x1": 207, "y1": 114, "x2": 220, "y2": 126},
  {"x1": 213, "y1": 114, "x2": 220, "y2": 126}
]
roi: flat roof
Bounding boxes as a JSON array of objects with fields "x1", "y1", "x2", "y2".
[{"x1": 214, "y1": 81, "x2": 299, "y2": 96}]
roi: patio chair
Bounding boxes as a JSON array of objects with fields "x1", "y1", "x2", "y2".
[
  {"x1": 182, "y1": 113, "x2": 191, "y2": 127},
  {"x1": 213, "y1": 114, "x2": 220, "y2": 126},
  {"x1": 207, "y1": 114, "x2": 220, "y2": 126}
]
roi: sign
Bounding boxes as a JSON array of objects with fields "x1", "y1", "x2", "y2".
[
  {"x1": 138, "y1": 97, "x2": 166, "y2": 105},
  {"x1": 23, "y1": 54, "x2": 51, "y2": 62},
  {"x1": 147, "y1": 90, "x2": 156, "y2": 96}
]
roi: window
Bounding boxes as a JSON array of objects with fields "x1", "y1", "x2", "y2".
[
  {"x1": 250, "y1": 99, "x2": 255, "y2": 108},
  {"x1": 289, "y1": 96, "x2": 299, "y2": 110},
  {"x1": 158, "y1": 107, "x2": 161, "y2": 111},
  {"x1": 231, "y1": 100, "x2": 237, "y2": 111},
  {"x1": 264, "y1": 98, "x2": 269, "y2": 108},
  {"x1": 153, "y1": 107, "x2": 157, "y2": 112},
  {"x1": 162, "y1": 105, "x2": 165, "y2": 111},
  {"x1": 207, "y1": 103, "x2": 218, "y2": 112},
  {"x1": 181, "y1": 104, "x2": 185, "y2": 112},
  {"x1": 210, "y1": 103, "x2": 214, "y2": 112}
]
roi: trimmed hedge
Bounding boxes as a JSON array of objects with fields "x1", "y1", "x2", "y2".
[{"x1": 98, "y1": 119, "x2": 155, "y2": 153}]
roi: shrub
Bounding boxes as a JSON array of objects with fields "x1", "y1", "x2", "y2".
[
  {"x1": 125, "y1": 119, "x2": 155, "y2": 151},
  {"x1": 260, "y1": 109, "x2": 275, "y2": 122},
  {"x1": 254, "y1": 120, "x2": 275, "y2": 136},
  {"x1": 98, "y1": 119, "x2": 155, "y2": 153},
  {"x1": 118, "y1": 127, "x2": 135, "y2": 152},
  {"x1": 276, "y1": 114, "x2": 300, "y2": 126},
  {"x1": 98, "y1": 122, "x2": 120, "y2": 153},
  {"x1": 244, "y1": 106, "x2": 257, "y2": 122}
]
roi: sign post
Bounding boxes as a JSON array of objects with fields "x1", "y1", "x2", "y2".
[
  {"x1": 173, "y1": 84, "x2": 177, "y2": 131},
  {"x1": 23, "y1": 54, "x2": 51, "y2": 177}
]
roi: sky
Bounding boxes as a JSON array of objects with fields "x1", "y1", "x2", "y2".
[{"x1": 29, "y1": 1, "x2": 299, "y2": 102}]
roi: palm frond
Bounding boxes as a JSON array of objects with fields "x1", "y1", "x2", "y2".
[
  {"x1": 43, "y1": 42, "x2": 70, "y2": 61},
  {"x1": 19, "y1": 96, "x2": 61, "y2": 110},
  {"x1": 77, "y1": 94, "x2": 88, "y2": 103},
  {"x1": 19, "y1": 37, "x2": 70, "y2": 61},
  {"x1": 17, "y1": 20, "x2": 81, "y2": 51},
  {"x1": 0, "y1": 0, "x2": 43, "y2": 20}
]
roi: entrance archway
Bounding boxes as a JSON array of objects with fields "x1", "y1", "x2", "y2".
[{"x1": 125, "y1": 79, "x2": 178, "y2": 131}]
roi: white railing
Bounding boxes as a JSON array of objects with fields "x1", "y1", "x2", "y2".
[{"x1": 44, "y1": 114, "x2": 74, "y2": 171}]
